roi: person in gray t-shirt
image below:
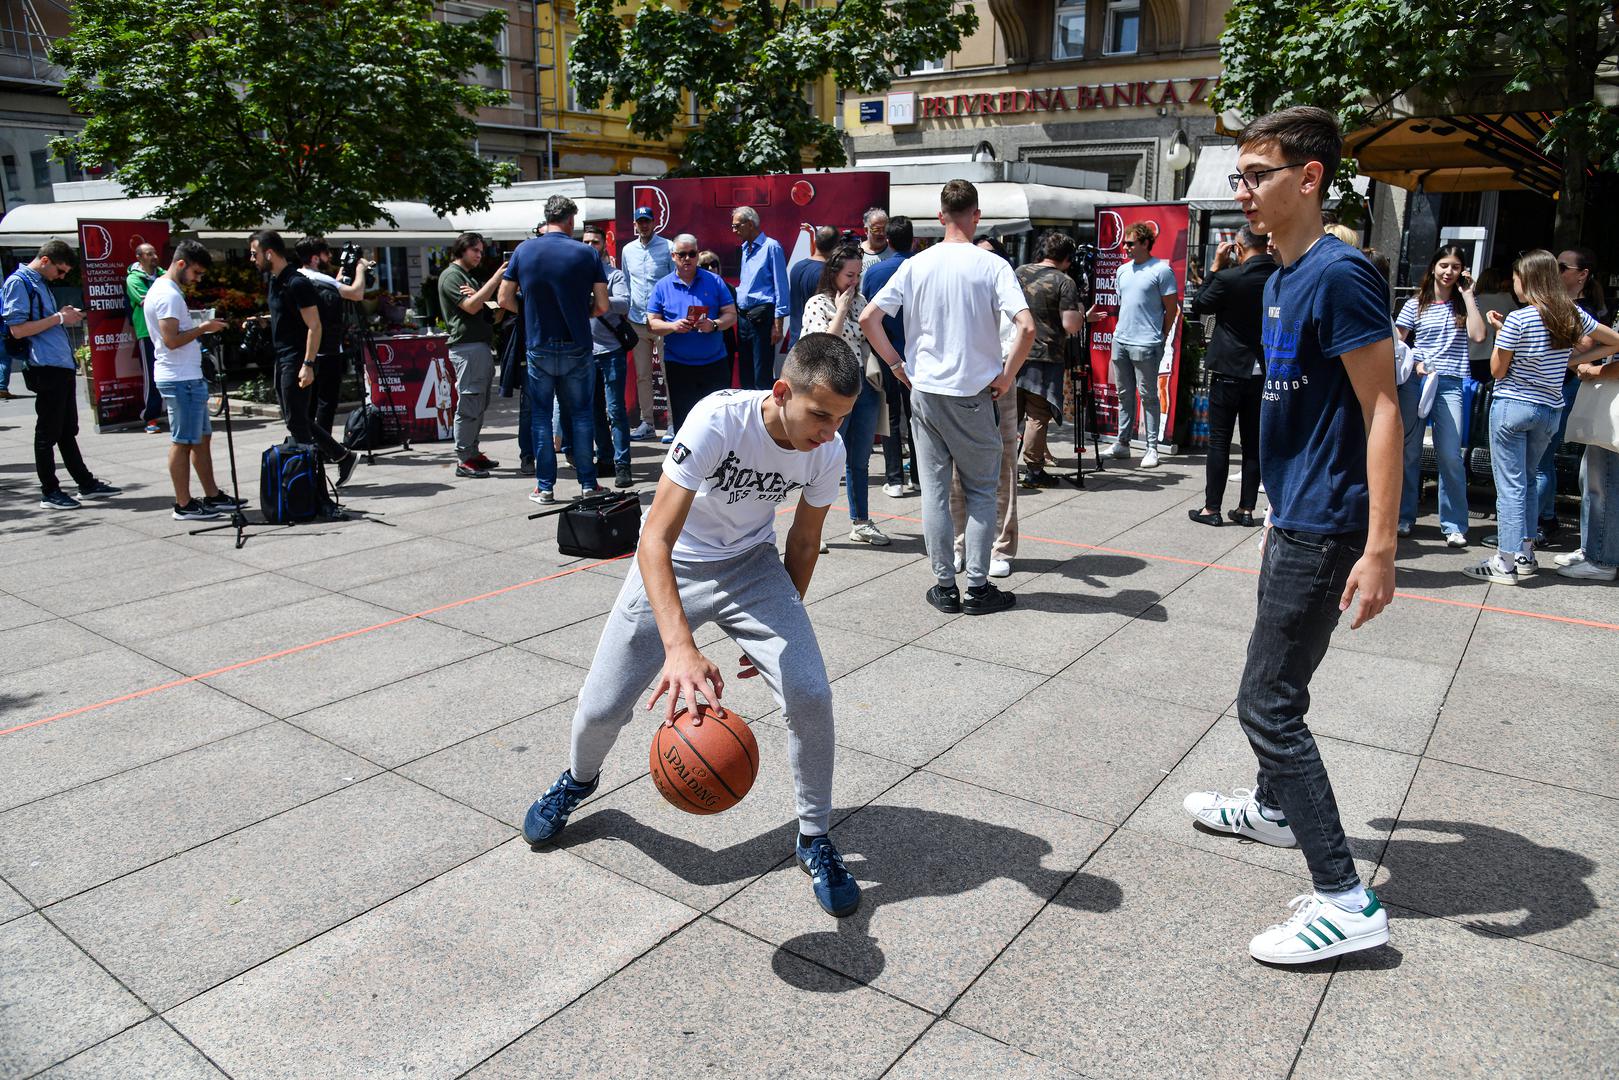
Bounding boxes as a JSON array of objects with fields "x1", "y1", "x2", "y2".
[{"x1": 1106, "y1": 222, "x2": 1180, "y2": 466}]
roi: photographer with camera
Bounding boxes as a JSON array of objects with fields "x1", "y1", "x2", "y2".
[
  {"x1": 438, "y1": 231, "x2": 508, "y2": 478},
  {"x1": 249, "y1": 230, "x2": 358, "y2": 487},
  {"x1": 1014, "y1": 231, "x2": 1085, "y2": 490},
  {"x1": 294, "y1": 237, "x2": 367, "y2": 440}
]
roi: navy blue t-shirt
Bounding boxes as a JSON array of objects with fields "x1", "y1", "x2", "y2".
[
  {"x1": 786, "y1": 258, "x2": 823, "y2": 347},
  {"x1": 1260, "y1": 236, "x2": 1392, "y2": 534},
  {"x1": 509, "y1": 232, "x2": 607, "y2": 352},
  {"x1": 861, "y1": 251, "x2": 910, "y2": 358}
]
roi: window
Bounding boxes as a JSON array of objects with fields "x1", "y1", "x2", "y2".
[
  {"x1": 1053, "y1": 0, "x2": 1086, "y2": 59},
  {"x1": 1105, "y1": 0, "x2": 1139, "y2": 54},
  {"x1": 564, "y1": 34, "x2": 577, "y2": 110},
  {"x1": 2, "y1": 155, "x2": 18, "y2": 191},
  {"x1": 911, "y1": 55, "x2": 945, "y2": 74},
  {"x1": 443, "y1": 5, "x2": 507, "y2": 91},
  {"x1": 31, "y1": 149, "x2": 50, "y2": 188}
]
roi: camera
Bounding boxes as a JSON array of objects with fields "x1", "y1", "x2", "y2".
[{"x1": 339, "y1": 242, "x2": 377, "y2": 289}]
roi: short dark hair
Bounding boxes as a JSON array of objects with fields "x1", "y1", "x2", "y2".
[
  {"x1": 783, "y1": 333, "x2": 861, "y2": 398},
  {"x1": 451, "y1": 232, "x2": 485, "y2": 259},
  {"x1": 249, "y1": 230, "x2": 286, "y2": 256},
  {"x1": 940, "y1": 179, "x2": 978, "y2": 215},
  {"x1": 173, "y1": 239, "x2": 213, "y2": 270},
  {"x1": 813, "y1": 225, "x2": 840, "y2": 257},
  {"x1": 1236, "y1": 106, "x2": 1343, "y2": 202},
  {"x1": 1236, "y1": 225, "x2": 1266, "y2": 251},
  {"x1": 581, "y1": 223, "x2": 605, "y2": 242},
  {"x1": 1037, "y1": 230, "x2": 1077, "y2": 264},
  {"x1": 544, "y1": 195, "x2": 578, "y2": 224},
  {"x1": 886, "y1": 216, "x2": 914, "y2": 253},
  {"x1": 37, "y1": 239, "x2": 74, "y2": 266},
  {"x1": 294, "y1": 236, "x2": 330, "y2": 266},
  {"x1": 974, "y1": 235, "x2": 1011, "y2": 263}
]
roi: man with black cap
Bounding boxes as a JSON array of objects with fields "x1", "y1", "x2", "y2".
[{"x1": 621, "y1": 205, "x2": 673, "y2": 440}]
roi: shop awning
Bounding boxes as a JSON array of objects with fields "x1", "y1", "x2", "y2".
[
  {"x1": 0, "y1": 195, "x2": 180, "y2": 248},
  {"x1": 195, "y1": 201, "x2": 458, "y2": 244},
  {"x1": 453, "y1": 197, "x2": 617, "y2": 240},
  {"x1": 894, "y1": 181, "x2": 1138, "y2": 237},
  {"x1": 1183, "y1": 143, "x2": 1371, "y2": 209},
  {"x1": 1343, "y1": 113, "x2": 1564, "y2": 195}
]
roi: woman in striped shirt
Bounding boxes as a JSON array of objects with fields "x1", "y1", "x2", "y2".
[
  {"x1": 1396, "y1": 246, "x2": 1486, "y2": 545},
  {"x1": 1464, "y1": 250, "x2": 1619, "y2": 585}
]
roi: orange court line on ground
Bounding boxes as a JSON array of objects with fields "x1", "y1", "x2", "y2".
[{"x1": 6, "y1": 509, "x2": 1616, "y2": 739}]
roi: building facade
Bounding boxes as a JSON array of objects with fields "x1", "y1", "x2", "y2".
[
  {"x1": 1, "y1": 0, "x2": 83, "y2": 213},
  {"x1": 842, "y1": 0, "x2": 1229, "y2": 202}
]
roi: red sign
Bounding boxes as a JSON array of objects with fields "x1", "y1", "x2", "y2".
[
  {"x1": 77, "y1": 218, "x2": 169, "y2": 430},
  {"x1": 920, "y1": 78, "x2": 1213, "y2": 119},
  {"x1": 1087, "y1": 202, "x2": 1192, "y2": 446},
  {"x1": 361, "y1": 333, "x2": 457, "y2": 443}
]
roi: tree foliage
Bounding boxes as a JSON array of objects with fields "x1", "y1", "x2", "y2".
[
  {"x1": 1216, "y1": 0, "x2": 1619, "y2": 243},
  {"x1": 570, "y1": 0, "x2": 978, "y2": 176},
  {"x1": 51, "y1": 0, "x2": 521, "y2": 233}
]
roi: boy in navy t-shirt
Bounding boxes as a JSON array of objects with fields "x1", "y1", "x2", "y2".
[{"x1": 1180, "y1": 107, "x2": 1402, "y2": 965}]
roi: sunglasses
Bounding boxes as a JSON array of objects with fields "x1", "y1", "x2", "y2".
[{"x1": 673, "y1": 251, "x2": 698, "y2": 260}]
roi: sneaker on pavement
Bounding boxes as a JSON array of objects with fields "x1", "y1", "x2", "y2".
[
  {"x1": 1513, "y1": 553, "x2": 1538, "y2": 578},
  {"x1": 1140, "y1": 449, "x2": 1161, "y2": 469},
  {"x1": 172, "y1": 499, "x2": 222, "y2": 521},
  {"x1": 456, "y1": 460, "x2": 491, "y2": 478},
  {"x1": 629, "y1": 420, "x2": 656, "y2": 440},
  {"x1": 1019, "y1": 466, "x2": 1055, "y2": 488},
  {"x1": 849, "y1": 520, "x2": 890, "y2": 546},
  {"x1": 472, "y1": 453, "x2": 500, "y2": 470},
  {"x1": 1553, "y1": 549, "x2": 1586, "y2": 568},
  {"x1": 518, "y1": 458, "x2": 536, "y2": 477},
  {"x1": 1104, "y1": 440, "x2": 1131, "y2": 460},
  {"x1": 1249, "y1": 891, "x2": 1389, "y2": 965},
  {"x1": 797, "y1": 836, "x2": 861, "y2": 917},
  {"x1": 1462, "y1": 557, "x2": 1518, "y2": 585},
  {"x1": 202, "y1": 492, "x2": 245, "y2": 511},
  {"x1": 988, "y1": 558, "x2": 1012, "y2": 579},
  {"x1": 144, "y1": 422, "x2": 162, "y2": 434},
  {"x1": 660, "y1": 432, "x2": 675, "y2": 444},
  {"x1": 614, "y1": 465, "x2": 635, "y2": 488},
  {"x1": 1182, "y1": 788, "x2": 1297, "y2": 847},
  {"x1": 1558, "y1": 559, "x2": 1618, "y2": 581},
  {"x1": 579, "y1": 486, "x2": 601, "y2": 498},
  {"x1": 1444, "y1": 532, "x2": 1468, "y2": 548},
  {"x1": 902, "y1": 481, "x2": 920, "y2": 495},
  {"x1": 522, "y1": 769, "x2": 600, "y2": 848},
  {"x1": 335, "y1": 452, "x2": 359, "y2": 488},
  {"x1": 40, "y1": 489, "x2": 82, "y2": 510},
  {"x1": 882, "y1": 482, "x2": 905, "y2": 498},
  {"x1": 926, "y1": 584, "x2": 962, "y2": 614},
  {"x1": 530, "y1": 488, "x2": 555, "y2": 505},
  {"x1": 1396, "y1": 522, "x2": 1413, "y2": 537},
  {"x1": 962, "y1": 582, "x2": 1015, "y2": 615},
  {"x1": 819, "y1": 540, "x2": 829, "y2": 554},
  {"x1": 77, "y1": 479, "x2": 120, "y2": 498}
]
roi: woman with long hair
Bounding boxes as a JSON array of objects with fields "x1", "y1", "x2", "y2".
[
  {"x1": 1466, "y1": 251, "x2": 1619, "y2": 584},
  {"x1": 1395, "y1": 245, "x2": 1487, "y2": 544},
  {"x1": 800, "y1": 246, "x2": 889, "y2": 546},
  {"x1": 1534, "y1": 247, "x2": 1610, "y2": 537}
]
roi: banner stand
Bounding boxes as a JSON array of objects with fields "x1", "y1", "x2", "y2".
[{"x1": 77, "y1": 218, "x2": 170, "y2": 432}]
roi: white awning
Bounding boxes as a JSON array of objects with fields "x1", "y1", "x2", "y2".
[
  {"x1": 1184, "y1": 144, "x2": 1371, "y2": 210},
  {"x1": 0, "y1": 196, "x2": 180, "y2": 248},
  {"x1": 893, "y1": 181, "x2": 1140, "y2": 237},
  {"x1": 452, "y1": 197, "x2": 617, "y2": 240},
  {"x1": 196, "y1": 201, "x2": 458, "y2": 244}
]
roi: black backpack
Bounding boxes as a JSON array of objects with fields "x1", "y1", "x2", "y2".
[
  {"x1": 308, "y1": 276, "x2": 347, "y2": 359},
  {"x1": 260, "y1": 440, "x2": 334, "y2": 523},
  {"x1": 341, "y1": 402, "x2": 394, "y2": 451}
]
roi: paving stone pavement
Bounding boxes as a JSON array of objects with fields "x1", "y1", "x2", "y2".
[{"x1": 1, "y1": 389, "x2": 1615, "y2": 1079}]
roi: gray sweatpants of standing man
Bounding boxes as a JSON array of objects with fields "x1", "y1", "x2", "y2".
[
  {"x1": 912, "y1": 389, "x2": 1004, "y2": 588},
  {"x1": 449, "y1": 340, "x2": 495, "y2": 460}
]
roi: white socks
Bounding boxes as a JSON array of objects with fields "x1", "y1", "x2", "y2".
[{"x1": 1317, "y1": 882, "x2": 1370, "y2": 913}]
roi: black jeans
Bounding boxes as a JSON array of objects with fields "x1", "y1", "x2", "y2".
[
  {"x1": 1237, "y1": 525, "x2": 1364, "y2": 893},
  {"x1": 664, "y1": 357, "x2": 731, "y2": 435},
  {"x1": 1205, "y1": 373, "x2": 1262, "y2": 512},
  {"x1": 23, "y1": 366, "x2": 95, "y2": 494},
  {"x1": 881, "y1": 362, "x2": 915, "y2": 485},
  {"x1": 139, "y1": 337, "x2": 163, "y2": 422},
  {"x1": 276, "y1": 359, "x2": 347, "y2": 462},
  {"x1": 307, "y1": 352, "x2": 346, "y2": 437}
]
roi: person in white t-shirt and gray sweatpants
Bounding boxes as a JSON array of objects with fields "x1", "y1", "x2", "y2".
[{"x1": 861, "y1": 178, "x2": 1035, "y2": 616}]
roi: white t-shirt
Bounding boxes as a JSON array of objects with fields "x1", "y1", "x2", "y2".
[
  {"x1": 143, "y1": 275, "x2": 202, "y2": 382},
  {"x1": 662, "y1": 390, "x2": 844, "y2": 561},
  {"x1": 870, "y1": 241, "x2": 1029, "y2": 396}
]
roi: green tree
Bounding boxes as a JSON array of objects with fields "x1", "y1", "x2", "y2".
[
  {"x1": 51, "y1": 0, "x2": 520, "y2": 234},
  {"x1": 1216, "y1": 0, "x2": 1617, "y2": 246},
  {"x1": 569, "y1": 0, "x2": 978, "y2": 176}
]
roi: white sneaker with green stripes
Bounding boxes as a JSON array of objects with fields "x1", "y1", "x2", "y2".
[
  {"x1": 1182, "y1": 788, "x2": 1297, "y2": 847},
  {"x1": 1250, "y1": 891, "x2": 1389, "y2": 964}
]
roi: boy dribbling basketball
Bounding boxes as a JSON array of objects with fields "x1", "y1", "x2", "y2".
[{"x1": 523, "y1": 333, "x2": 864, "y2": 918}]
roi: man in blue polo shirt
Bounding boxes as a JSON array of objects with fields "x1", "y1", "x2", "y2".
[
  {"x1": 731, "y1": 205, "x2": 788, "y2": 391},
  {"x1": 3, "y1": 239, "x2": 119, "y2": 509},
  {"x1": 861, "y1": 215, "x2": 917, "y2": 497},
  {"x1": 500, "y1": 194, "x2": 609, "y2": 504},
  {"x1": 648, "y1": 232, "x2": 737, "y2": 434}
]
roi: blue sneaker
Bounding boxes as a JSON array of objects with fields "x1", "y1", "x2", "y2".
[
  {"x1": 523, "y1": 769, "x2": 599, "y2": 848},
  {"x1": 796, "y1": 836, "x2": 861, "y2": 917}
]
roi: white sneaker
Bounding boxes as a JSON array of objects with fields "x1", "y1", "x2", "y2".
[
  {"x1": 1445, "y1": 532, "x2": 1468, "y2": 548},
  {"x1": 1558, "y1": 559, "x2": 1617, "y2": 581},
  {"x1": 903, "y1": 481, "x2": 921, "y2": 495},
  {"x1": 1513, "y1": 553, "x2": 1538, "y2": 578},
  {"x1": 882, "y1": 483, "x2": 905, "y2": 498},
  {"x1": 1553, "y1": 549, "x2": 1586, "y2": 568},
  {"x1": 529, "y1": 488, "x2": 555, "y2": 505},
  {"x1": 988, "y1": 558, "x2": 1011, "y2": 578},
  {"x1": 849, "y1": 520, "x2": 891, "y2": 546},
  {"x1": 1104, "y1": 441, "x2": 1131, "y2": 460},
  {"x1": 1182, "y1": 788, "x2": 1297, "y2": 847},
  {"x1": 1249, "y1": 892, "x2": 1389, "y2": 965},
  {"x1": 1462, "y1": 557, "x2": 1517, "y2": 585},
  {"x1": 819, "y1": 540, "x2": 830, "y2": 554},
  {"x1": 1140, "y1": 449, "x2": 1160, "y2": 469}
]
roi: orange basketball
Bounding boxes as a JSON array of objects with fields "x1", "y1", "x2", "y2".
[{"x1": 649, "y1": 703, "x2": 759, "y2": 814}]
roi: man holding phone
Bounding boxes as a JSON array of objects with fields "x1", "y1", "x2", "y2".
[{"x1": 648, "y1": 233, "x2": 737, "y2": 434}]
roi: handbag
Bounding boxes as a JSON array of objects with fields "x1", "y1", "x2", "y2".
[
  {"x1": 529, "y1": 491, "x2": 642, "y2": 558},
  {"x1": 606, "y1": 314, "x2": 639, "y2": 353},
  {"x1": 1565, "y1": 374, "x2": 1619, "y2": 453}
]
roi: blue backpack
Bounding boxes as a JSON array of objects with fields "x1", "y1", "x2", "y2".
[{"x1": 259, "y1": 440, "x2": 333, "y2": 523}]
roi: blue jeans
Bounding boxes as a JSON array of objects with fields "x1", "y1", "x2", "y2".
[
  {"x1": 526, "y1": 342, "x2": 597, "y2": 490},
  {"x1": 839, "y1": 379, "x2": 882, "y2": 521},
  {"x1": 737, "y1": 309, "x2": 776, "y2": 391},
  {"x1": 1430, "y1": 375, "x2": 1470, "y2": 536},
  {"x1": 1238, "y1": 526, "x2": 1364, "y2": 894},
  {"x1": 1489, "y1": 397, "x2": 1559, "y2": 556},
  {"x1": 1580, "y1": 445, "x2": 1619, "y2": 569},
  {"x1": 517, "y1": 386, "x2": 535, "y2": 463},
  {"x1": 598, "y1": 350, "x2": 632, "y2": 469},
  {"x1": 1535, "y1": 373, "x2": 1581, "y2": 522},
  {"x1": 0, "y1": 348, "x2": 11, "y2": 389},
  {"x1": 1111, "y1": 340, "x2": 1162, "y2": 448},
  {"x1": 1396, "y1": 375, "x2": 1424, "y2": 528}
]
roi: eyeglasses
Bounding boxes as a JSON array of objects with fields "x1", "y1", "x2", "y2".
[
  {"x1": 673, "y1": 251, "x2": 697, "y2": 260},
  {"x1": 1227, "y1": 162, "x2": 1308, "y2": 193},
  {"x1": 1125, "y1": 239, "x2": 1149, "y2": 247}
]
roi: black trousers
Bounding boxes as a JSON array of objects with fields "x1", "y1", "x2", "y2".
[
  {"x1": 664, "y1": 357, "x2": 731, "y2": 436},
  {"x1": 277, "y1": 359, "x2": 347, "y2": 462},
  {"x1": 139, "y1": 337, "x2": 163, "y2": 422},
  {"x1": 880, "y1": 362, "x2": 916, "y2": 485},
  {"x1": 307, "y1": 352, "x2": 346, "y2": 437},
  {"x1": 23, "y1": 365, "x2": 95, "y2": 494},
  {"x1": 1204, "y1": 372, "x2": 1262, "y2": 512}
]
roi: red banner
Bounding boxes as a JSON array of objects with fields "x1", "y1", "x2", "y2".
[
  {"x1": 77, "y1": 218, "x2": 169, "y2": 430},
  {"x1": 362, "y1": 333, "x2": 457, "y2": 442},
  {"x1": 1087, "y1": 202, "x2": 1191, "y2": 446}
]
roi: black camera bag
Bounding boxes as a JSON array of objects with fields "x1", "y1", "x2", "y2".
[{"x1": 531, "y1": 491, "x2": 641, "y2": 558}]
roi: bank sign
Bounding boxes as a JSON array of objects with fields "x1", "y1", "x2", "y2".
[{"x1": 858, "y1": 77, "x2": 1215, "y2": 124}]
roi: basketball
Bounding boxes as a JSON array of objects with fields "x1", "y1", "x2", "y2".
[{"x1": 649, "y1": 703, "x2": 759, "y2": 814}]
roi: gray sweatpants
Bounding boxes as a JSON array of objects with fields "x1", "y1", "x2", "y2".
[
  {"x1": 570, "y1": 543, "x2": 836, "y2": 836},
  {"x1": 449, "y1": 340, "x2": 496, "y2": 459},
  {"x1": 912, "y1": 387, "x2": 1002, "y2": 588}
]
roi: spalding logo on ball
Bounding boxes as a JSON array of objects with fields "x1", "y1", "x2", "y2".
[{"x1": 649, "y1": 703, "x2": 758, "y2": 814}]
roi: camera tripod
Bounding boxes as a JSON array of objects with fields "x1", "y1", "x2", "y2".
[{"x1": 188, "y1": 345, "x2": 288, "y2": 549}]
